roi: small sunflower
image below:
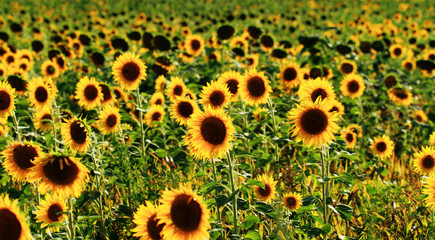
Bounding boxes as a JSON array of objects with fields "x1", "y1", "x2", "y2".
[
  {"x1": 150, "y1": 92, "x2": 165, "y2": 106},
  {"x1": 0, "y1": 81, "x2": 15, "y2": 118},
  {"x1": 254, "y1": 174, "x2": 277, "y2": 203},
  {"x1": 99, "y1": 83, "x2": 115, "y2": 105},
  {"x1": 28, "y1": 153, "x2": 89, "y2": 197},
  {"x1": 0, "y1": 195, "x2": 32, "y2": 240},
  {"x1": 145, "y1": 105, "x2": 165, "y2": 126},
  {"x1": 75, "y1": 76, "x2": 103, "y2": 110},
  {"x1": 155, "y1": 75, "x2": 167, "y2": 92},
  {"x1": 61, "y1": 118, "x2": 91, "y2": 153},
  {"x1": 384, "y1": 74, "x2": 398, "y2": 88},
  {"x1": 371, "y1": 135, "x2": 395, "y2": 160},
  {"x1": 166, "y1": 76, "x2": 187, "y2": 102},
  {"x1": 112, "y1": 52, "x2": 147, "y2": 91},
  {"x1": 35, "y1": 194, "x2": 67, "y2": 230},
  {"x1": 328, "y1": 99, "x2": 345, "y2": 118},
  {"x1": 288, "y1": 98, "x2": 340, "y2": 148},
  {"x1": 41, "y1": 60, "x2": 60, "y2": 78},
  {"x1": 340, "y1": 73, "x2": 365, "y2": 99},
  {"x1": 27, "y1": 77, "x2": 56, "y2": 110},
  {"x1": 170, "y1": 96, "x2": 199, "y2": 126},
  {"x1": 132, "y1": 201, "x2": 165, "y2": 240},
  {"x1": 97, "y1": 106, "x2": 120, "y2": 135},
  {"x1": 414, "y1": 110, "x2": 428, "y2": 123},
  {"x1": 253, "y1": 107, "x2": 267, "y2": 122},
  {"x1": 217, "y1": 70, "x2": 243, "y2": 101},
  {"x1": 199, "y1": 81, "x2": 232, "y2": 109},
  {"x1": 341, "y1": 130, "x2": 357, "y2": 149},
  {"x1": 282, "y1": 192, "x2": 303, "y2": 211},
  {"x1": 244, "y1": 54, "x2": 259, "y2": 69},
  {"x1": 1, "y1": 141, "x2": 42, "y2": 182},
  {"x1": 184, "y1": 35, "x2": 205, "y2": 57},
  {"x1": 401, "y1": 58, "x2": 415, "y2": 71},
  {"x1": 33, "y1": 108, "x2": 54, "y2": 132},
  {"x1": 423, "y1": 176, "x2": 435, "y2": 210},
  {"x1": 240, "y1": 69, "x2": 272, "y2": 106},
  {"x1": 387, "y1": 88, "x2": 413, "y2": 106},
  {"x1": 338, "y1": 60, "x2": 357, "y2": 75},
  {"x1": 279, "y1": 60, "x2": 302, "y2": 89},
  {"x1": 298, "y1": 77, "x2": 336, "y2": 104},
  {"x1": 412, "y1": 146, "x2": 435, "y2": 175},
  {"x1": 186, "y1": 107, "x2": 235, "y2": 160},
  {"x1": 390, "y1": 44, "x2": 406, "y2": 59},
  {"x1": 158, "y1": 185, "x2": 210, "y2": 240}
]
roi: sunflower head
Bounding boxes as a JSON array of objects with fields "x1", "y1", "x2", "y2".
[
  {"x1": 384, "y1": 74, "x2": 398, "y2": 88},
  {"x1": 282, "y1": 192, "x2": 303, "y2": 210},
  {"x1": 341, "y1": 130, "x2": 357, "y2": 149},
  {"x1": 338, "y1": 60, "x2": 357, "y2": 75},
  {"x1": 340, "y1": 73, "x2": 365, "y2": 99},
  {"x1": 279, "y1": 60, "x2": 302, "y2": 90},
  {"x1": 166, "y1": 76, "x2": 187, "y2": 102},
  {"x1": 35, "y1": 194, "x2": 67, "y2": 230},
  {"x1": 61, "y1": 118, "x2": 91, "y2": 153},
  {"x1": 253, "y1": 107, "x2": 268, "y2": 122},
  {"x1": 254, "y1": 174, "x2": 277, "y2": 203},
  {"x1": 240, "y1": 68, "x2": 272, "y2": 106},
  {"x1": 1, "y1": 141, "x2": 42, "y2": 182},
  {"x1": 387, "y1": 87, "x2": 412, "y2": 106},
  {"x1": 298, "y1": 77, "x2": 336, "y2": 103},
  {"x1": 328, "y1": 99, "x2": 345, "y2": 118},
  {"x1": 170, "y1": 96, "x2": 199, "y2": 126},
  {"x1": 41, "y1": 60, "x2": 60, "y2": 78},
  {"x1": 390, "y1": 44, "x2": 406, "y2": 59},
  {"x1": 132, "y1": 201, "x2": 166, "y2": 240},
  {"x1": 0, "y1": 195, "x2": 32, "y2": 240},
  {"x1": 112, "y1": 52, "x2": 147, "y2": 91},
  {"x1": 145, "y1": 105, "x2": 165, "y2": 126},
  {"x1": 371, "y1": 135, "x2": 395, "y2": 160},
  {"x1": 28, "y1": 76, "x2": 56, "y2": 110},
  {"x1": 0, "y1": 81, "x2": 15, "y2": 118},
  {"x1": 98, "y1": 106, "x2": 120, "y2": 135},
  {"x1": 155, "y1": 75, "x2": 167, "y2": 92},
  {"x1": 413, "y1": 146, "x2": 435, "y2": 175},
  {"x1": 414, "y1": 110, "x2": 428, "y2": 123},
  {"x1": 199, "y1": 81, "x2": 232, "y2": 109},
  {"x1": 217, "y1": 70, "x2": 243, "y2": 102},
  {"x1": 150, "y1": 91, "x2": 165, "y2": 106},
  {"x1": 184, "y1": 35, "x2": 205, "y2": 57}
]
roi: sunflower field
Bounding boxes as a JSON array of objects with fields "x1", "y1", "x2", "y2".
[{"x1": 0, "y1": 0, "x2": 434, "y2": 239}]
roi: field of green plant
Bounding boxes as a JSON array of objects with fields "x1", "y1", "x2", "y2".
[{"x1": 0, "y1": 0, "x2": 434, "y2": 239}]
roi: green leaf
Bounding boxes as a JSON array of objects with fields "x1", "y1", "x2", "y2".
[
  {"x1": 245, "y1": 179, "x2": 265, "y2": 188},
  {"x1": 245, "y1": 230, "x2": 261, "y2": 240},
  {"x1": 154, "y1": 149, "x2": 167, "y2": 158},
  {"x1": 321, "y1": 223, "x2": 331, "y2": 234},
  {"x1": 200, "y1": 181, "x2": 221, "y2": 194},
  {"x1": 240, "y1": 215, "x2": 259, "y2": 229},
  {"x1": 329, "y1": 204, "x2": 353, "y2": 220}
]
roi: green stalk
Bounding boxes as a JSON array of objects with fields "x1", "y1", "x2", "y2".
[
  {"x1": 320, "y1": 145, "x2": 329, "y2": 226},
  {"x1": 91, "y1": 143, "x2": 105, "y2": 230},
  {"x1": 136, "y1": 87, "x2": 146, "y2": 160},
  {"x1": 12, "y1": 111, "x2": 22, "y2": 142},
  {"x1": 226, "y1": 151, "x2": 238, "y2": 235},
  {"x1": 67, "y1": 197, "x2": 76, "y2": 240},
  {"x1": 211, "y1": 158, "x2": 223, "y2": 237}
]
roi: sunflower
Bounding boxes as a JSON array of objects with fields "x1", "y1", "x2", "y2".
[
  {"x1": 35, "y1": 194, "x2": 67, "y2": 230},
  {"x1": 186, "y1": 106, "x2": 235, "y2": 160},
  {"x1": 282, "y1": 192, "x2": 303, "y2": 211},
  {"x1": 199, "y1": 81, "x2": 232, "y2": 109},
  {"x1": 97, "y1": 106, "x2": 120, "y2": 135},
  {"x1": 412, "y1": 146, "x2": 435, "y2": 175},
  {"x1": 41, "y1": 60, "x2": 60, "y2": 78},
  {"x1": 422, "y1": 176, "x2": 435, "y2": 210},
  {"x1": 387, "y1": 88, "x2": 412, "y2": 106},
  {"x1": 33, "y1": 108, "x2": 54, "y2": 132},
  {"x1": 0, "y1": 81, "x2": 15, "y2": 118},
  {"x1": 288, "y1": 98, "x2": 340, "y2": 148},
  {"x1": 1, "y1": 141, "x2": 42, "y2": 182},
  {"x1": 0, "y1": 63, "x2": 7, "y2": 78},
  {"x1": 17, "y1": 59, "x2": 31, "y2": 72},
  {"x1": 184, "y1": 35, "x2": 205, "y2": 57},
  {"x1": 338, "y1": 60, "x2": 357, "y2": 75},
  {"x1": 27, "y1": 77, "x2": 56, "y2": 110},
  {"x1": 244, "y1": 54, "x2": 259, "y2": 69},
  {"x1": 61, "y1": 118, "x2": 91, "y2": 153},
  {"x1": 401, "y1": 58, "x2": 415, "y2": 71},
  {"x1": 240, "y1": 69, "x2": 272, "y2": 106},
  {"x1": 99, "y1": 83, "x2": 114, "y2": 105},
  {"x1": 371, "y1": 135, "x2": 395, "y2": 160},
  {"x1": 170, "y1": 96, "x2": 199, "y2": 126},
  {"x1": 298, "y1": 77, "x2": 336, "y2": 103},
  {"x1": 0, "y1": 117, "x2": 9, "y2": 137},
  {"x1": 157, "y1": 185, "x2": 210, "y2": 240},
  {"x1": 346, "y1": 124, "x2": 363, "y2": 138},
  {"x1": 166, "y1": 76, "x2": 187, "y2": 102},
  {"x1": 341, "y1": 130, "x2": 357, "y2": 149},
  {"x1": 389, "y1": 44, "x2": 406, "y2": 59},
  {"x1": 145, "y1": 105, "x2": 165, "y2": 126},
  {"x1": 328, "y1": 99, "x2": 345, "y2": 118},
  {"x1": 75, "y1": 76, "x2": 103, "y2": 110},
  {"x1": 253, "y1": 107, "x2": 267, "y2": 122},
  {"x1": 340, "y1": 73, "x2": 365, "y2": 99},
  {"x1": 254, "y1": 174, "x2": 277, "y2": 203},
  {"x1": 28, "y1": 153, "x2": 89, "y2": 197},
  {"x1": 0, "y1": 195, "x2": 32, "y2": 240},
  {"x1": 113, "y1": 86, "x2": 128, "y2": 104},
  {"x1": 414, "y1": 110, "x2": 428, "y2": 123},
  {"x1": 279, "y1": 60, "x2": 302, "y2": 89},
  {"x1": 112, "y1": 52, "x2": 147, "y2": 91},
  {"x1": 132, "y1": 201, "x2": 165, "y2": 240},
  {"x1": 216, "y1": 71, "x2": 242, "y2": 102},
  {"x1": 384, "y1": 74, "x2": 398, "y2": 88},
  {"x1": 155, "y1": 75, "x2": 167, "y2": 92},
  {"x1": 150, "y1": 92, "x2": 165, "y2": 106}
]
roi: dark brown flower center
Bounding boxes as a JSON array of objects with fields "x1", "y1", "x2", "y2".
[
  {"x1": 173, "y1": 85, "x2": 183, "y2": 96},
  {"x1": 155, "y1": 99, "x2": 162, "y2": 105},
  {"x1": 106, "y1": 114, "x2": 117, "y2": 127},
  {"x1": 178, "y1": 101, "x2": 194, "y2": 118},
  {"x1": 0, "y1": 90, "x2": 11, "y2": 111},
  {"x1": 84, "y1": 85, "x2": 98, "y2": 101},
  {"x1": 6, "y1": 56, "x2": 14, "y2": 63},
  {"x1": 0, "y1": 208, "x2": 22, "y2": 240},
  {"x1": 258, "y1": 184, "x2": 271, "y2": 197},
  {"x1": 247, "y1": 76, "x2": 266, "y2": 97},
  {"x1": 346, "y1": 133, "x2": 354, "y2": 143},
  {"x1": 43, "y1": 157, "x2": 79, "y2": 185},
  {"x1": 200, "y1": 116, "x2": 226, "y2": 145},
  {"x1": 347, "y1": 80, "x2": 360, "y2": 93},
  {"x1": 35, "y1": 86, "x2": 48, "y2": 103},
  {"x1": 392, "y1": 89, "x2": 408, "y2": 99},
  {"x1": 47, "y1": 204, "x2": 63, "y2": 222},
  {"x1": 99, "y1": 84, "x2": 112, "y2": 102},
  {"x1": 393, "y1": 48, "x2": 402, "y2": 56},
  {"x1": 283, "y1": 67, "x2": 297, "y2": 81},
  {"x1": 47, "y1": 66, "x2": 55, "y2": 75},
  {"x1": 225, "y1": 79, "x2": 238, "y2": 95},
  {"x1": 121, "y1": 62, "x2": 140, "y2": 81},
  {"x1": 310, "y1": 88, "x2": 327, "y2": 102},
  {"x1": 13, "y1": 145, "x2": 38, "y2": 170},
  {"x1": 300, "y1": 109, "x2": 328, "y2": 135},
  {"x1": 376, "y1": 142, "x2": 387, "y2": 152},
  {"x1": 170, "y1": 194, "x2": 202, "y2": 232},
  {"x1": 329, "y1": 106, "x2": 339, "y2": 112},
  {"x1": 286, "y1": 197, "x2": 296, "y2": 207},
  {"x1": 152, "y1": 112, "x2": 161, "y2": 121},
  {"x1": 384, "y1": 76, "x2": 397, "y2": 88},
  {"x1": 191, "y1": 39, "x2": 201, "y2": 51},
  {"x1": 147, "y1": 214, "x2": 165, "y2": 240},
  {"x1": 341, "y1": 63, "x2": 354, "y2": 74},
  {"x1": 422, "y1": 155, "x2": 435, "y2": 169},
  {"x1": 41, "y1": 114, "x2": 52, "y2": 125},
  {"x1": 209, "y1": 91, "x2": 225, "y2": 106},
  {"x1": 70, "y1": 121, "x2": 87, "y2": 144},
  {"x1": 404, "y1": 62, "x2": 412, "y2": 70}
]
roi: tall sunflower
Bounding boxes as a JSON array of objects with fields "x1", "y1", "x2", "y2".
[
  {"x1": 199, "y1": 81, "x2": 232, "y2": 109},
  {"x1": 1, "y1": 141, "x2": 42, "y2": 182},
  {"x1": 254, "y1": 174, "x2": 277, "y2": 203},
  {"x1": 282, "y1": 192, "x2": 303, "y2": 211},
  {"x1": 170, "y1": 96, "x2": 199, "y2": 126},
  {"x1": 61, "y1": 118, "x2": 91, "y2": 153},
  {"x1": 97, "y1": 106, "x2": 120, "y2": 135},
  {"x1": 145, "y1": 105, "x2": 165, "y2": 126},
  {"x1": 298, "y1": 77, "x2": 336, "y2": 103},
  {"x1": 75, "y1": 76, "x2": 103, "y2": 110},
  {"x1": 27, "y1": 77, "x2": 56, "y2": 110},
  {"x1": 217, "y1": 70, "x2": 243, "y2": 102},
  {"x1": 340, "y1": 73, "x2": 365, "y2": 99},
  {"x1": 371, "y1": 135, "x2": 395, "y2": 160},
  {"x1": 240, "y1": 69, "x2": 272, "y2": 106},
  {"x1": 0, "y1": 195, "x2": 32, "y2": 240},
  {"x1": 288, "y1": 98, "x2": 340, "y2": 148},
  {"x1": 35, "y1": 194, "x2": 67, "y2": 230},
  {"x1": 412, "y1": 146, "x2": 435, "y2": 175},
  {"x1": 112, "y1": 52, "x2": 147, "y2": 91},
  {"x1": 132, "y1": 201, "x2": 165, "y2": 240},
  {"x1": 33, "y1": 108, "x2": 54, "y2": 132},
  {"x1": 338, "y1": 60, "x2": 357, "y2": 75},
  {"x1": 28, "y1": 153, "x2": 89, "y2": 197},
  {"x1": 166, "y1": 76, "x2": 187, "y2": 102},
  {"x1": 184, "y1": 35, "x2": 205, "y2": 57},
  {"x1": 0, "y1": 81, "x2": 15, "y2": 118},
  {"x1": 279, "y1": 60, "x2": 302, "y2": 89},
  {"x1": 341, "y1": 130, "x2": 357, "y2": 149},
  {"x1": 158, "y1": 185, "x2": 210, "y2": 240},
  {"x1": 387, "y1": 88, "x2": 412, "y2": 106},
  {"x1": 186, "y1": 107, "x2": 235, "y2": 160}
]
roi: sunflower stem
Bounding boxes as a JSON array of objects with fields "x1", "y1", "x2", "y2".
[
  {"x1": 136, "y1": 87, "x2": 147, "y2": 169},
  {"x1": 211, "y1": 158, "x2": 223, "y2": 236},
  {"x1": 11, "y1": 110, "x2": 22, "y2": 142},
  {"x1": 91, "y1": 142, "x2": 105, "y2": 231},
  {"x1": 52, "y1": 101, "x2": 60, "y2": 151},
  {"x1": 226, "y1": 151, "x2": 239, "y2": 236},
  {"x1": 320, "y1": 145, "x2": 330, "y2": 229},
  {"x1": 67, "y1": 196, "x2": 76, "y2": 240}
]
